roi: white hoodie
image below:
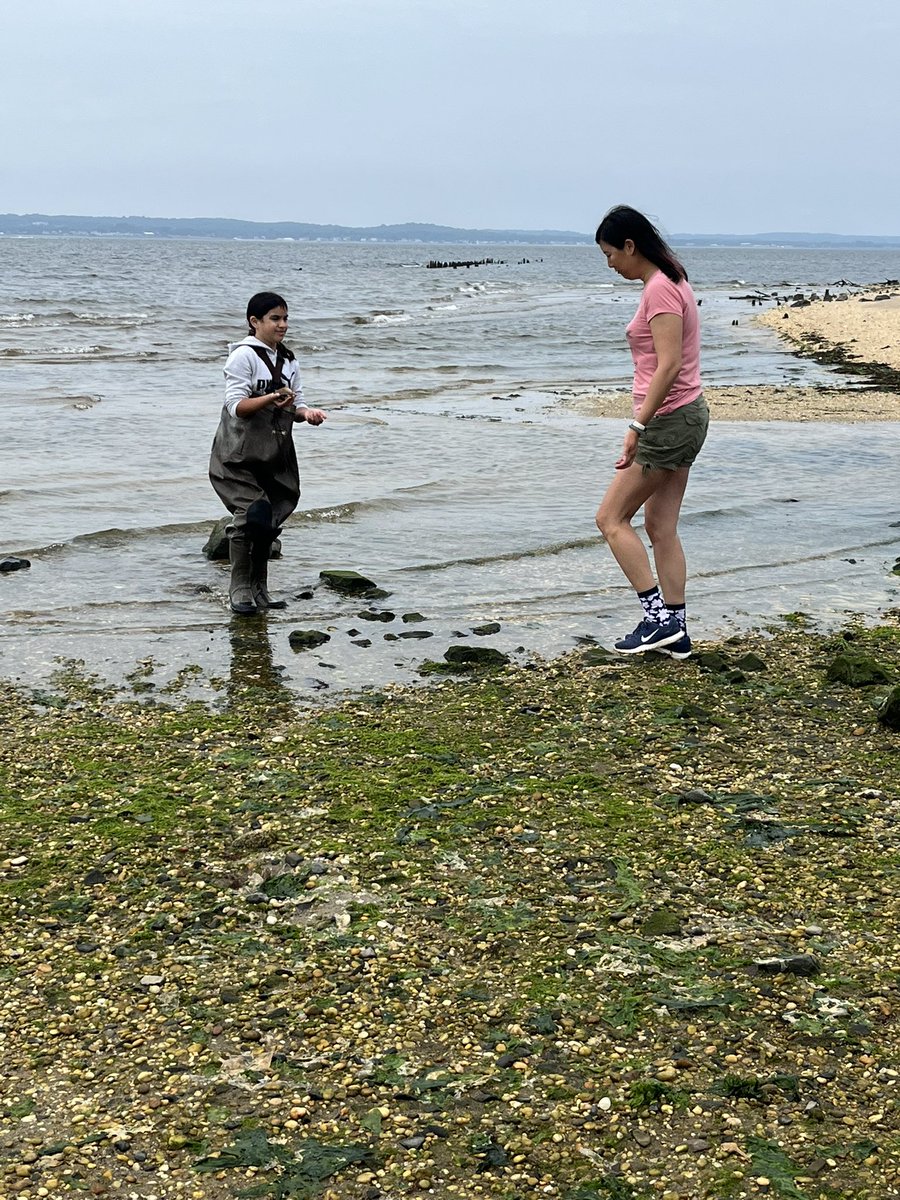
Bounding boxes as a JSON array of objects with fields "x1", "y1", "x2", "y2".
[{"x1": 223, "y1": 336, "x2": 306, "y2": 418}]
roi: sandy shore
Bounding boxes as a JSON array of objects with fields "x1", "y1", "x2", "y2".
[
  {"x1": 758, "y1": 284, "x2": 900, "y2": 372},
  {"x1": 568, "y1": 283, "x2": 900, "y2": 423}
]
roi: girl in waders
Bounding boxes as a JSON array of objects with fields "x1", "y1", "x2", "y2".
[{"x1": 209, "y1": 292, "x2": 326, "y2": 615}]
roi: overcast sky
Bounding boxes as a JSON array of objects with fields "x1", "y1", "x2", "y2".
[{"x1": 3, "y1": 0, "x2": 898, "y2": 235}]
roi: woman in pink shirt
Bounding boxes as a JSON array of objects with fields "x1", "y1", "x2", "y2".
[{"x1": 594, "y1": 205, "x2": 709, "y2": 659}]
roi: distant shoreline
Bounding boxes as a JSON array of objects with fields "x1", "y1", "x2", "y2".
[{"x1": 3, "y1": 213, "x2": 900, "y2": 247}]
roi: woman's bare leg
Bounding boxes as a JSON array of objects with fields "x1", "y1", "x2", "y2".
[
  {"x1": 643, "y1": 466, "x2": 691, "y2": 604},
  {"x1": 595, "y1": 463, "x2": 668, "y2": 591}
]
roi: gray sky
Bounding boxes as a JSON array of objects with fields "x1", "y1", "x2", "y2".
[{"x1": 3, "y1": 0, "x2": 898, "y2": 234}]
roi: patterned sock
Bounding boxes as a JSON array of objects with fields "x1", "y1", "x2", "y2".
[
  {"x1": 637, "y1": 585, "x2": 671, "y2": 624},
  {"x1": 667, "y1": 602, "x2": 687, "y2": 632}
]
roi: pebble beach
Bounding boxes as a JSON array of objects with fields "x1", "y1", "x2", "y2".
[{"x1": 1, "y1": 253, "x2": 899, "y2": 1200}]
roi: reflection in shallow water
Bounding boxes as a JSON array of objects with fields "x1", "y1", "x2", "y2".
[{"x1": 226, "y1": 616, "x2": 296, "y2": 714}]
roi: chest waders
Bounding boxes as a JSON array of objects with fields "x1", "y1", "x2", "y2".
[{"x1": 209, "y1": 345, "x2": 300, "y2": 614}]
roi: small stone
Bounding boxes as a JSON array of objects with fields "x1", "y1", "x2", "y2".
[
  {"x1": 753, "y1": 954, "x2": 820, "y2": 977},
  {"x1": 0, "y1": 557, "x2": 31, "y2": 573},
  {"x1": 633, "y1": 1129, "x2": 652, "y2": 1147},
  {"x1": 139, "y1": 975, "x2": 164, "y2": 988}
]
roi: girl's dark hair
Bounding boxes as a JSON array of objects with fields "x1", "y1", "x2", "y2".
[
  {"x1": 595, "y1": 206, "x2": 687, "y2": 283},
  {"x1": 246, "y1": 291, "x2": 288, "y2": 334}
]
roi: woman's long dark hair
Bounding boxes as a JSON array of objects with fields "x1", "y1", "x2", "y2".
[{"x1": 595, "y1": 206, "x2": 687, "y2": 283}]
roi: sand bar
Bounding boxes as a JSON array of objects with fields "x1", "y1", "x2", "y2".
[
  {"x1": 568, "y1": 283, "x2": 900, "y2": 423},
  {"x1": 758, "y1": 284, "x2": 900, "y2": 372}
]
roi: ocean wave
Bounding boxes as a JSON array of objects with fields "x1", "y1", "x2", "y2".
[
  {"x1": 0, "y1": 312, "x2": 36, "y2": 325},
  {"x1": 0, "y1": 346, "x2": 161, "y2": 362},
  {"x1": 397, "y1": 535, "x2": 600, "y2": 572},
  {"x1": 352, "y1": 310, "x2": 412, "y2": 326}
]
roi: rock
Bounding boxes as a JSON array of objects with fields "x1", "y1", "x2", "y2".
[
  {"x1": 641, "y1": 908, "x2": 682, "y2": 937},
  {"x1": 580, "y1": 647, "x2": 618, "y2": 666},
  {"x1": 319, "y1": 569, "x2": 378, "y2": 595},
  {"x1": 358, "y1": 610, "x2": 395, "y2": 622},
  {"x1": 202, "y1": 517, "x2": 231, "y2": 560},
  {"x1": 695, "y1": 650, "x2": 730, "y2": 672},
  {"x1": 826, "y1": 653, "x2": 893, "y2": 687},
  {"x1": 351, "y1": 639, "x2": 372, "y2": 648},
  {"x1": 0, "y1": 557, "x2": 31, "y2": 573},
  {"x1": 139, "y1": 975, "x2": 165, "y2": 988},
  {"x1": 687, "y1": 1138, "x2": 710, "y2": 1153},
  {"x1": 288, "y1": 630, "x2": 331, "y2": 651},
  {"x1": 877, "y1": 684, "x2": 900, "y2": 730},
  {"x1": 734, "y1": 652, "x2": 767, "y2": 672},
  {"x1": 678, "y1": 788, "x2": 713, "y2": 804},
  {"x1": 471, "y1": 622, "x2": 501, "y2": 636},
  {"x1": 633, "y1": 1129, "x2": 652, "y2": 1147},
  {"x1": 443, "y1": 646, "x2": 510, "y2": 669},
  {"x1": 753, "y1": 954, "x2": 820, "y2": 977},
  {"x1": 398, "y1": 630, "x2": 433, "y2": 640},
  {"x1": 402, "y1": 612, "x2": 426, "y2": 623}
]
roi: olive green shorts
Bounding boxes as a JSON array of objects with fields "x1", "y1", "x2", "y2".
[{"x1": 636, "y1": 395, "x2": 709, "y2": 471}]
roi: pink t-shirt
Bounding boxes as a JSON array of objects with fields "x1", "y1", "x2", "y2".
[{"x1": 625, "y1": 271, "x2": 701, "y2": 416}]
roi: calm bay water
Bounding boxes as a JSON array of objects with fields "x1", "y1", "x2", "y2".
[{"x1": 1, "y1": 238, "x2": 899, "y2": 700}]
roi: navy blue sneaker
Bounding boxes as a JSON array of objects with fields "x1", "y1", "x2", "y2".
[
  {"x1": 614, "y1": 616, "x2": 683, "y2": 654},
  {"x1": 652, "y1": 632, "x2": 692, "y2": 660}
]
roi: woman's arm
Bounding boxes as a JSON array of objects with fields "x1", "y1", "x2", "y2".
[{"x1": 635, "y1": 312, "x2": 683, "y2": 426}]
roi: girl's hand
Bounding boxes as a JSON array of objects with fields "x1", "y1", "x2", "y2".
[
  {"x1": 272, "y1": 388, "x2": 295, "y2": 409},
  {"x1": 615, "y1": 429, "x2": 639, "y2": 470},
  {"x1": 300, "y1": 408, "x2": 326, "y2": 425}
]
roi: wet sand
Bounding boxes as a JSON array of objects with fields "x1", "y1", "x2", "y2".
[{"x1": 567, "y1": 383, "x2": 900, "y2": 422}]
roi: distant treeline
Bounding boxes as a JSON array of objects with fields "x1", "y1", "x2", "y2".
[
  {"x1": 1, "y1": 214, "x2": 898, "y2": 247},
  {"x1": 0, "y1": 214, "x2": 590, "y2": 245}
]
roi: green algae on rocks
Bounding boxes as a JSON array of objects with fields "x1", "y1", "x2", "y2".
[{"x1": 0, "y1": 617, "x2": 898, "y2": 1199}]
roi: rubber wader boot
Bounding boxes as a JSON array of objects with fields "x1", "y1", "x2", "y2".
[
  {"x1": 228, "y1": 536, "x2": 257, "y2": 616},
  {"x1": 250, "y1": 539, "x2": 287, "y2": 609},
  {"x1": 246, "y1": 499, "x2": 287, "y2": 610}
]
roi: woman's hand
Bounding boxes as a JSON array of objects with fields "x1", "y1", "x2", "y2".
[{"x1": 615, "y1": 428, "x2": 639, "y2": 470}]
